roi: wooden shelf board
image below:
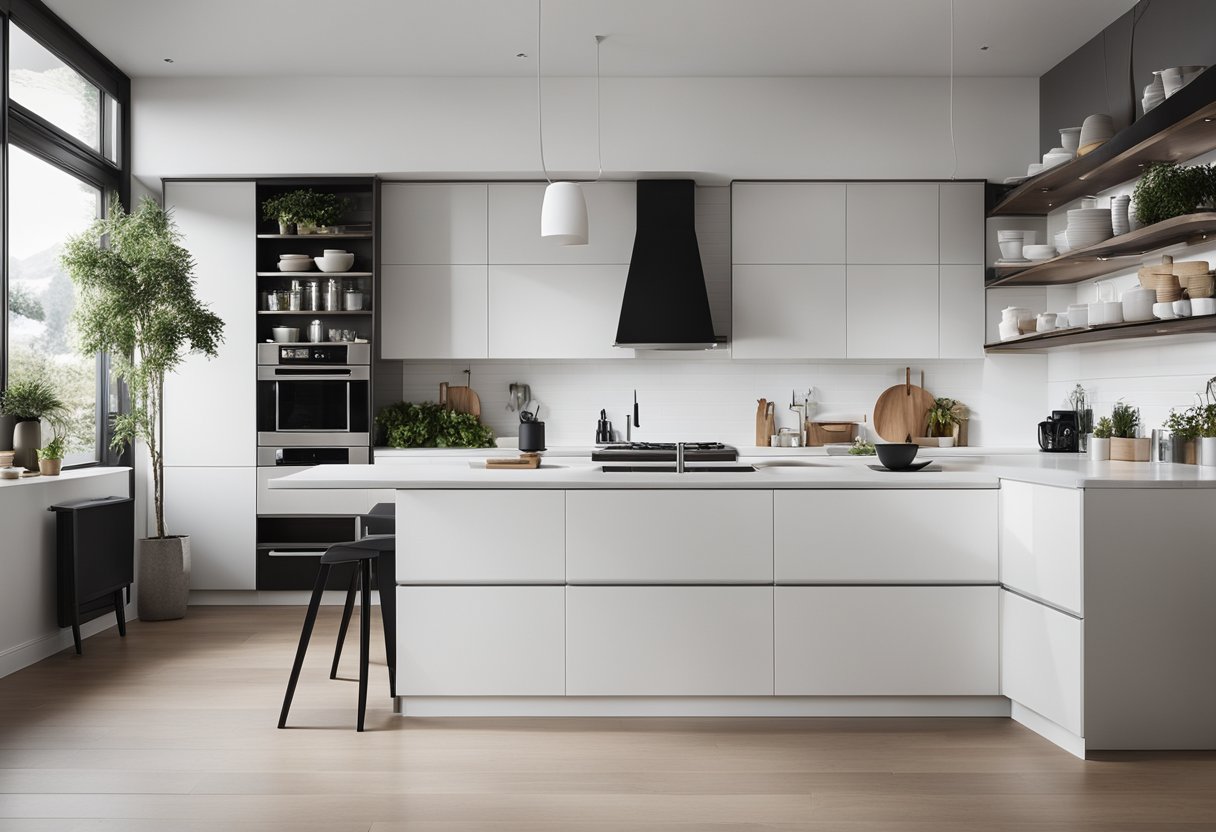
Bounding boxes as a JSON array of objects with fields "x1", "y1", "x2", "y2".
[
  {"x1": 256, "y1": 232, "x2": 372, "y2": 239},
  {"x1": 990, "y1": 67, "x2": 1216, "y2": 217},
  {"x1": 986, "y1": 212, "x2": 1216, "y2": 287},
  {"x1": 256, "y1": 271, "x2": 373, "y2": 277},
  {"x1": 985, "y1": 314, "x2": 1216, "y2": 352}
]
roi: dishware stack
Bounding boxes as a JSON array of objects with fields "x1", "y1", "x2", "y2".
[
  {"x1": 999, "y1": 306, "x2": 1033, "y2": 340},
  {"x1": 1174, "y1": 261, "x2": 1213, "y2": 298},
  {"x1": 997, "y1": 230, "x2": 1027, "y2": 262},
  {"x1": 1159, "y1": 65, "x2": 1207, "y2": 98},
  {"x1": 314, "y1": 249, "x2": 355, "y2": 273},
  {"x1": 1121, "y1": 287, "x2": 1156, "y2": 322},
  {"x1": 1077, "y1": 113, "x2": 1114, "y2": 156},
  {"x1": 277, "y1": 253, "x2": 312, "y2": 272},
  {"x1": 1110, "y1": 195, "x2": 1131, "y2": 236},
  {"x1": 1042, "y1": 147, "x2": 1073, "y2": 169},
  {"x1": 1023, "y1": 245, "x2": 1057, "y2": 261},
  {"x1": 1059, "y1": 127, "x2": 1082, "y2": 155},
  {"x1": 1142, "y1": 73, "x2": 1166, "y2": 114},
  {"x1": 1065, "y1": 206, "x2": 1113, "y2": 249},
  {"x1": 1054, "y1": 229, "x2": 1071, "y2": 254}
]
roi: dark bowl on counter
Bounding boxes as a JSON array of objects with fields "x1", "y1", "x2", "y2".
[{"x1": 875, "y1": 443, "x2": 919, "y2": 470}]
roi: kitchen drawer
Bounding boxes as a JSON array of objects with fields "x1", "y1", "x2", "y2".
[
  {"x1": 999, "y1": 480, "x2": 1083, "y2": 615},
  {"x1": 565, "y1": 490, "x2": 773, "y2": 583},
  {"x1": 566, "y1": 586, "x2": 774, "y2": 695},
  {"x1": 256, "y1": 467, "x2": 382, "y2": 516},
  {"x1": 774, "y1": 490, "x2": 997, "y2": 583},
  {"x1": 775, "y1": 586, "x2": 998, "y2": 695},
  {"x1": 397, "y1": 586, "x2": 564, "y2": 695},
  {"x1": 1001, "y1": 589, "x2": 1083, "y2": 735},
  {"x1": 396, "y1": 490, "x2": 564, "y2": 583}
]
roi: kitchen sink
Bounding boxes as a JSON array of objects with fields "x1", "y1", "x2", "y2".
[{"x1": 600, "y1": 465, "x2": 757, "y2": 473}]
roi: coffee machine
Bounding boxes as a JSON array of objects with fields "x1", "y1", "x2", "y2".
[{"x1": 1038, "y1": 410, "x2": 1080, "y2": 452}]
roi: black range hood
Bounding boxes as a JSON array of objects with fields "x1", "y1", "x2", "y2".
[{"x1": 614, "y1": 179, "x2": 722, "y2": 350}]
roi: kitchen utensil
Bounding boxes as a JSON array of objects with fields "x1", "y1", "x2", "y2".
[
  {"x1": 875, "y1": 442, "x2": 919, "y2": 470},
  {"x1": 1038, "y1": 411, "x2": 1079, "y2": 453},
  {"x1": 518, "y1": 416, "x2": 546, "y2": 452},
  {"x1": 485, "y1": 453, "x2": 541, "y2": 470},
  {"x1": 873, "y1": 368, "x2": 935, "y2": 443},
  {"x1": 807, "y1": 421, "x2": 858, "y2": 447},
  {"x1": 755, "y1": 399, "x2": 769, "y2": 446},
  {"x1": 633, "y1": 390, "x2": 641, "y2": 429},
  {"x1": 272, "y1": 326, "x2": 299, "y2": 343},
  {"x1": 307, "y1": 320, "x2": 325, "y2": 342},
  {"x1": 1110, "y1": 195, "x2": 1131, "y2": 236},
  {"x1": 998, "y1": 239, "x2": 1025, "y2": 261},
  {"x1": 1023, "y1": 245, "x2": 1057, "y2": 261},
  {"x1": 507, "y1": 382, "x2": 532, "y2": 413},
  {"x1": 440, "y1": 379, "x2": 482, "y2": 417},
  {"x1": 596, "y1": 410, "x2": 613, "y2": 444}
]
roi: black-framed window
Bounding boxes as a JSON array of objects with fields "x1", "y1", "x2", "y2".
[{"x1": 0, "y1": 0, "x2": 130, "y2": 466}]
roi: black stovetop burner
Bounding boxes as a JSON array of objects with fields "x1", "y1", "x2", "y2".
[{"x1": 591, "y1": 442, "x2": 738, "y2": 462}]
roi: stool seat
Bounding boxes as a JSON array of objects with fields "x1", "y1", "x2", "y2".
[{"x1": 321, "y1": 534, "x2": 395, "y2": 563}]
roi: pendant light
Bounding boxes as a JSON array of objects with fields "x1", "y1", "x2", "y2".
[{"x1": 536, "y1": 1, "x2": 603, "y2": 245}]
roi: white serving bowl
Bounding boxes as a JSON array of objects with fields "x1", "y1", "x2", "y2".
[
  {"x1": 277, "y1": 259, "x2": 313, "y2": 272},
  {"x1": 998, "y1": 240, "x2": 1024, "y2": 261},
  {"x1": 272, "y1": 327, "x2": 300, "y2": 343},
  {"x1": 314, "y1": 252, "x2": 355, "y2": 272},
  {"x1": 1023, "y1": 245, "x2": 1057, "y2": 261}
]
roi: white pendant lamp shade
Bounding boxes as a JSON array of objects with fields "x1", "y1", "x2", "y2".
[{"x1": 541, "y1": 181, "x2": 588, "y2": 245}]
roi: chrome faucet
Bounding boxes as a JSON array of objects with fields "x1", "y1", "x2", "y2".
[{"x1": 676, "y1": 442, "x2": 686, "y2": 473}]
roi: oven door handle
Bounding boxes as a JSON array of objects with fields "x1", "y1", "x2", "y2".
[{"x1": 257, "y1": 366, "x2": 369, "y2": 381}]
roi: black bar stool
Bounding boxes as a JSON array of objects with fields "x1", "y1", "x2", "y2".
[
  {"x1": 278, "y1": 519, "x2": 395, "y2": 732},
  {"x1": 331, "y1": 503, "x2": 396, "y2": 694}
]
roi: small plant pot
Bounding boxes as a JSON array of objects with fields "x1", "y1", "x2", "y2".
[
  {"x1": 12, "y1": 420, "x2": 40, "y2": 471},
  {"x1": 296, "y1": 222, "x2": 318, "y2": 235},
  {"x1": 1110, "y1": 437, "x2": 1151, "y2": 462},
  {"x1": 1201, "y1": 437, "x2": 1216, "y2": 467},
  {"x1": 1172, "y1": 437, "x2": 1199, "y2": 465},
  {"x1": 137, "y1": 536, "x2": 191, "y2": 621},
  {"x1": 1088, "y1": 436, "x2": 1110, "y2": 461},
  {"x1": 277, "y1": 220, "x2": 295, "y2": 235},
  {"x1": 37, "y1": 458, "x2": 62, "y2": 476}
]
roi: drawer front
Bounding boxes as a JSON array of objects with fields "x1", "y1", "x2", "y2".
[
  {"x1": 774, "y1": 490, "x2": 997, "y2": 583},
  {"x1": 256, "y1": 467, "x2": 381, "y2": 516},
  {"x1": 397, "y1": 586, "x2": 564, "y2": 695},
  {"x1": 775, "y1": 586, "x2": 998, "y2": 695},
  {"x1": 397, "y1": 490, "x2": 565, "y2": 583},
  {"x1": 999, "y1": 480, "x2": 1083, "y2": 615},
  {"x1": 566, "y1": 587, "x2": 774, "y2": 695},
  {"x1": 566, "y1": 490, "x2": 773, "y2": 583},
  {"x1": 1001, "y1": 589, "x2": 1083, "y2": 735}
]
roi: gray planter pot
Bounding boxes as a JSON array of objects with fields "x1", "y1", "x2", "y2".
[
  {"x1": 137, "y1": 536, "x2": 191, "y2": 621},
  {"x1": 0, "y1": 414, "x2": 14, "y2": 451},
  {"x1": 12, "y1": 420, "x2": 40, "y2": 471}
]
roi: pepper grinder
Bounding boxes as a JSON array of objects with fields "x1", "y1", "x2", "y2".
[{"x1": 595, "y1": 409, "x2": 613, "y2": 444}]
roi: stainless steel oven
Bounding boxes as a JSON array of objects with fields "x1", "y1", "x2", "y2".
[{"x1": 256, "y1": 343, "x2": 370, "y2": 447}]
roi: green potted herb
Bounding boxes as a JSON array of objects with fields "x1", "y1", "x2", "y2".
[
  {"x1": 1109, "y1": 401, "x2": 1149, "y2": 461},
  {"x1": 261, "y1": 190, "x2": 351, "y2": 234},
  {"x1": 1164, "y1": 406, "x2": 1202, "y2": 464},
  {"x1": 0, "y1": 377, "x2": 66, "y2": 471},
  {"x1": 1132, "y1": 162, "x2": 1216, "y2": 227},
  {"x1": 62, "y1": 195, "x2": 225, "y2": 620},
  {"x1": 925, "y1": 397, "x2": 960, "y2": 447},
  {"x1": 36, "y1": 433, "x2": 67, "y2": 476},
  {"x1": 1090, "y1": 416, "x2": 1113, "y2": 461},
  {"x1": 376, "y1": 402, "x2": 495, "y2": 448},
  {"x1": 1198, "y1": 376, "x2": 1216, "y2": 467}
]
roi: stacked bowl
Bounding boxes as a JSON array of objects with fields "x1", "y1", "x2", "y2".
[
  {"x1": 315, "y1": 249, "x2": 355, "y2": 272},
  {"x1": 1175, "y1": 261, "x2": 1213, "y2": 298},
  {"x1": 1065, "y1": 207, "x2": 1113, "y2": 250},
  {"x1": 997, "y1": 230, "x2": 1027, "y2": 262},
  {"x1": 277, "y1": 253, "x2": 312, "y2": 272},
  {"x1": 1042, "y1": 147, "x2": 1073, "y2": 169},
  {"x1": 1023, "y1": 245, "x2": 1057, "y2": 261}
]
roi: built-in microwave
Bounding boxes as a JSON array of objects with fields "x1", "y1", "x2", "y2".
[{"x1": 256, "y1": 343, "x2": 370, "y2": 448}]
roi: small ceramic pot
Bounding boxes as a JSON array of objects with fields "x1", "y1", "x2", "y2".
[
  {"x1": 1202, "y1": 437, "x2": 1216, "y2": 467},
  {"x1": 1089, "y1": 436, "x2": 1110, "y2": 461},
  {"x1": 38, "y1": 458, "x2": 62, "y2": 476}
]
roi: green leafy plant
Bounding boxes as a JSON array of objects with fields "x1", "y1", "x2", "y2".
[
  {"x1": 925, "y1": 397, "x2": 960, "y2": 438},
  {"x1": 262, "y1": 190, "x2": 350, "y2": 229},
  {"x1": 1093, "y1": 417, "x2": 1113, "y2": 439},
  {"x1": 0, "y1": 378, "x2": 65, "y2": 423},
  {"x1": 376, "y1": 402, "x2": 495, "y2": 449},
  {"x1": 1132, "y1": 162, "x2": 1216, "y2": 227},
  {"x1": 1165, "y1": 406, "x2": 1203, "y2": 441},
  {"x1": 1110, "y1": 401, "x2": 1140, "y2": 439},
  {"x1": 847, "y1": 438, "x2": 876, "y2": 456},
  {"x1": 36, "y1": 434, "x2": 66, "y2": 461},
  {"x1": 61, "y1": 195, "x2": 225, "y2": 538}
]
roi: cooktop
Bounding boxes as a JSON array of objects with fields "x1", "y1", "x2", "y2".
[{"x1": 591, "y1": 442, "x2": 738, "y2": 462}]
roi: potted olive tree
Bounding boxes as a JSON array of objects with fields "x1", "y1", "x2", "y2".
[
  {"x1": 62, "y1": 196, "x2": 224, "y2": 620},
  {"x1": 0, "y1": 378, "x2": 66, "y2": 471}
]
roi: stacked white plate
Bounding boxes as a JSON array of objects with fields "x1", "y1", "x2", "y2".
[
  {"x1": 1065, "y1": 207, "x2": 1113, "y2": 250},
  {"x1": 1143, "y1": 74, "x2": 1166, "y2": 114},
  {"x1": 1043, "y1": 147, "x2": 1073, "y2": 168}
]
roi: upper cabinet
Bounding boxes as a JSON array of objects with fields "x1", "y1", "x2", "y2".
[
  {"x1": 731, "y1": 182, "x2": 845, "y2": 264},
  {"x1": 380, "y1": 265, "x2": 488, "y2": 360},
  {"x1": 488, "y1": 265, "x2": 631, "y2": 359},
  {"x1": 938, "y1": 182, "x2": 984, "y2": 265},
  {"x1": 846, "y1": 182, "x2": 939, "y2": 264},
  {"x1": 731, "y1": 265, "x2": 846, "y2": 359},
  {"x1": 381, "y1": 183, "x2": 487, "y2": 265},
  {"x1": 488, "y1": 182, "x2": 636, "y2": 265}
]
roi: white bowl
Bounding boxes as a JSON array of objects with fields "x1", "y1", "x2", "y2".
[
  {"x1": 272, "y1": 327, "x2": 300, "y2": 343},
  {"x1": 1191, "y1": 298, "x2": 1216, "y2": 316},
  {"x1": 998, "y1": 240, "x2": 1024, "y2": 261},
  {"x1": 280, "y1": 253, "x2": 310, "y2": 260},
  {"x1": 1023, "y1": 245, "x2": 1057, "y2": 261},
  {"x1": 1078, "y1": 113, "x2": 1114, "y2": 154},
  {"x1": 1153, "y1": 302, "x2": 1176, "y2": 320},
  {"x1": 314, "y1": 253, "x2": 355, "y2": 272},
  {"x1": 277, "y1": 259, "x2": 313, "y2": 272},
  {"x1": 998, "y1": 321, "x2": 1020, "y2": 341},
  {"x1": 322, "y1": 249, "x2": 348, "y2": 256}
]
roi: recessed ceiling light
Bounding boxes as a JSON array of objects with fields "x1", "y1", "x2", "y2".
[{"x1": 163, "y1": 57, "x2": 174, "y2": 63}]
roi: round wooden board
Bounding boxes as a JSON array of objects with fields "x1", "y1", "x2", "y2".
[{"x1": 873, "y1": 372, "x2": 935, "y2": 443}]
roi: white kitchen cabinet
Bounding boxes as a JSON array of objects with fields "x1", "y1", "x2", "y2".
[
  {"x1": 1001, "y1": 589, "x2": 1083, "y2": 735},
  {"x1": 938, "y1": 182, "x2": 984, "y2": 265},
  {"x1": 396, "y1": 490, "x2": 565, "y2": 583},
  {"x1": 161, "y1": 466, "x2": 256, "y2": 590},
  {"x1": 775, "y1": 586, "x2": 998, "y2": 695},
  {"x1": 999, "y1": 481, "x2": 1083, "y2": 615},
  {"x1": 565, "y1": 490, "x2": 772, "y2": 583},
  {"x1": 162, "y1": 181, "x2": 256, "y2": 467},
  {"x1": 846, "y1": 182, "x2": 939, "y2": 264},
  {"x1": 774, "y1": 489, "x2": 997, "y2": 583},
  {"x1": 565, "y1": 586, "x2": 774, "y2": 695},
  {"x1": 845, "y1": 265, "x2": 939, "y2": 358},
  {"x1": 256, "y1": 467, "x2": 381, "y2": 517},
  {"x1": 381, "y1": 183, "x2": 487, "y2": 265},
  {"x1": 488, "y1": 182, "x2": 636, "y2": 265},
  {"x1": 397, "y1": 586, "x2": 565, "y2": 695},
  {"x1": 379, "y1": 265, "x2": 488, "y2": 359},
  {"x1": 488, "y1": 264, "x2": 632, "y2": 359},
  {"x1": 938, "y1": 265, "x2": 985, "y2": 359},
  {"x1": 731, "y1": 182, "x2": 846, "y2": 264},
  {"x1": 731, "y1": 265, "x2": 847, "y2": 359}
]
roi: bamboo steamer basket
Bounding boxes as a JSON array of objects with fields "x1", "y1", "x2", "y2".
[{"x1": 1174, "y1": 261, "x2": 1213, "y2": 298}]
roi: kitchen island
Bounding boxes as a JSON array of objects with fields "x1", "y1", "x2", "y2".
[{"x1": 271, "y1": 452, "x2": 1216, "y2": 758}]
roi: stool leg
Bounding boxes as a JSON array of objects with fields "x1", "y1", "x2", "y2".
[
  {"x1": 279, "y1": 564, "x2": 331, "y2": 729},
  {"x1": 331, "y1": 567, "x2": 359, "y2": 679},
  {"x1": 357, "y1": 559, "x2": 371, "y2": 732},
  {"x1": 376, "y1": 558, "x2": 397, "y2": 697}
]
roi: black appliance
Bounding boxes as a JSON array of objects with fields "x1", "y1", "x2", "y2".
[
  {"x1": 592, "y1": 442, "x2": 738, "y2": 463},
  {"x1": 614, "y1": 180, "x2": 723, "y2": 350},
  {"x1": 50, "y1": 496, "x2": 134, "y2": 655},
  {"x1": 256, "y1": 342, "x2": 370, "y2": 448},
  {"x1": 1038, "y1": 410, "x2": 1080, "y2": 452}
]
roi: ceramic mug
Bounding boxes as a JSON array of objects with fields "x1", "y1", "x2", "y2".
[
  {"x1": 1173, "y1": 299, "x2": 1192, "y2": 317},
  {"x1": 1102, "y1": 301, "x2": 1124, "y2": 324},
  {"x1": 1088, "y1": 301, "x2": 1105, "y2": 326},
  {"x1": 1153, "y1": 302, "x2": 1176, "y2": 319}
]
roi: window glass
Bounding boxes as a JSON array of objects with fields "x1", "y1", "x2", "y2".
[
  {"x1": 9, "y1": 23, "x2": 102, "y2": 152},
  {"x1": 7, "y1": 146, "x2": 103, "y2": 463}
]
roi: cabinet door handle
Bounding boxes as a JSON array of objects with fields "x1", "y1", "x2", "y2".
[{"x1": 266, "y1": 549, "x2": 325, "y2": 558}]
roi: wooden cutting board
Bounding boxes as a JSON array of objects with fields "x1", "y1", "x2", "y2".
[
  {"x1": 872, "y1": 368, "x2": 935, "y2": 443},
  {"x1": 440, "y1": 382, "x2": 481, "y2": 418}
]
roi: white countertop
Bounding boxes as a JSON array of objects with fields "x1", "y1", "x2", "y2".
[{"x1": 272, "y1": 452, "x2": 1216, "y2": 490}]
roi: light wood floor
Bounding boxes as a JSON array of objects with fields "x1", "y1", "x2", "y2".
[{"x1": 3, "y1": 607, "x2": 1216, "y2": 831}]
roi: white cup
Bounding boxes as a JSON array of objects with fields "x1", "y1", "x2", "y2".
[
  {"x1": 1192, "y1": 297, "x2": 1216, "y2": 316},
  {"x1": 1103, "y1": 301, "x2": 1123, "y2": 324},
  {"x1": 1173, "y1": 299, "x2": 1192, "y2": 317},
  {"x1": 1068, "y1": 303, "x2": 1089, "y2": 327},
  {"x1": 999, "y1": 240, "x2": 1024, "y2": 260},
  {"x1": 1088, "y1": 301, "x2": 1105, "y2": 326},
  {"x1": 1153, "y1": 302, "x2": 1176, "y2": 319}
]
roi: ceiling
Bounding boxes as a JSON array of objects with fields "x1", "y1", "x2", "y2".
[{"x1": 45, "y1": 0, "x2": 1135, "y2": 79}]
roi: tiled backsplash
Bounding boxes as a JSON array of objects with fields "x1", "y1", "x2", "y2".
[{"x1": 395, "y1": 356, "x2": 1047, "y2": 449}]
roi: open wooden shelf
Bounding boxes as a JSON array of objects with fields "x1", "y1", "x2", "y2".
[
  {"x1": 256, "y1": 271, "x2": 373, "y2": 277},
  {"x1": 256, "y1": 232, "x2": 372, "y2": 240},
  {"x1": 986, "y1": 212, "x2": 1216, "y2": 287},
  {"x1": 989, "y1": 67, "x2": 1216, "y2": 217},
  {"x1": 985, "y1": 314, "x2": 1216, "y2": 352}
]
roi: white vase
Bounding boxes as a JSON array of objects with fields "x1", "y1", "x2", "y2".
[
  {"x1": 1089, "y1": 436, "x2": 1110, "y2": 461},
  {"x1": 1201, "y1": 437, "x2": 1216, "y2": 467}
]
